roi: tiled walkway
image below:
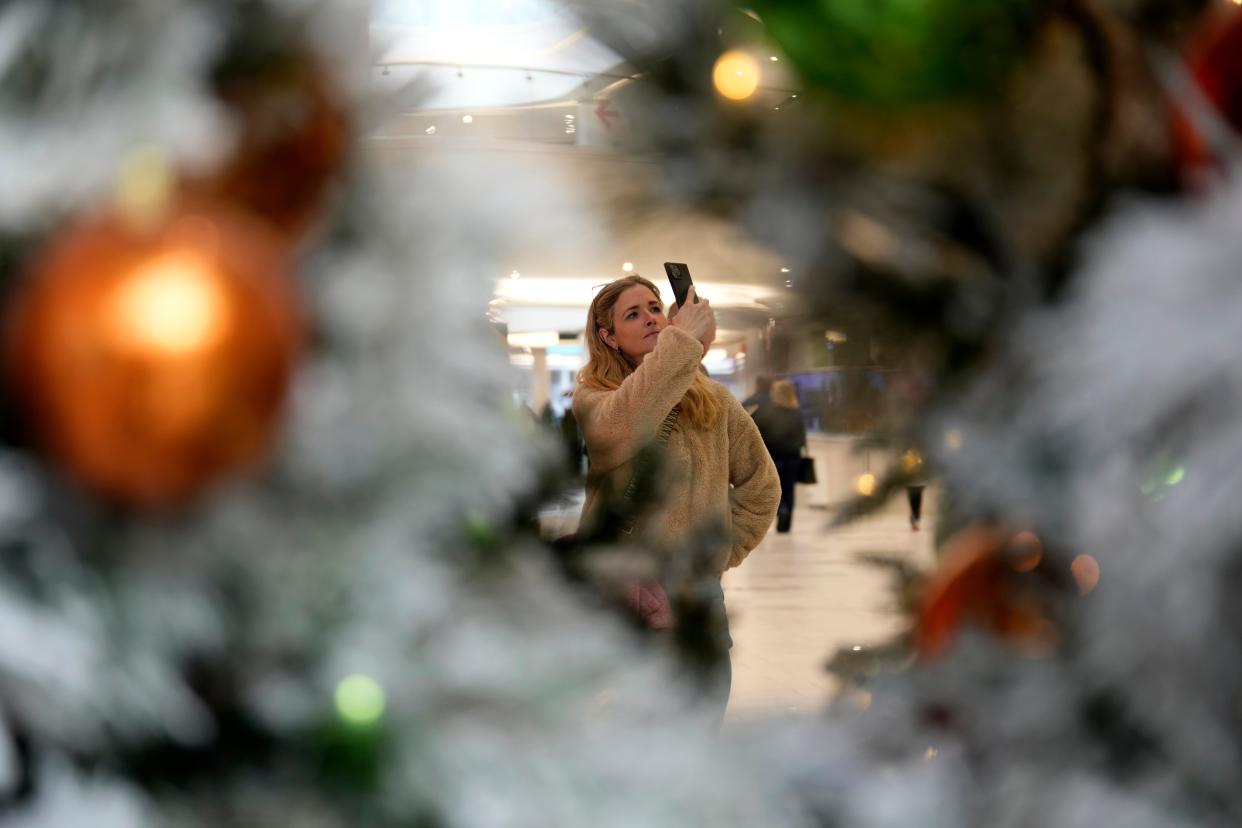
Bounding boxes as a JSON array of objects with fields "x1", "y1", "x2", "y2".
[{"x1": 723, "y1": 490, "x2": 937, "y2": 718}]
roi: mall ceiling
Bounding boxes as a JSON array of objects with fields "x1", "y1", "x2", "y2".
[{"x1": 369, "y1": 0, "x2": 799, "y2": 339}]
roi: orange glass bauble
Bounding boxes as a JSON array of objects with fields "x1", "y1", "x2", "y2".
[
  {"x1": 192, "y1": 53, "x2": 348, "y2": 242},
  {"x1": 4, "y1": 205, "x2": 301, "y2": 507}
]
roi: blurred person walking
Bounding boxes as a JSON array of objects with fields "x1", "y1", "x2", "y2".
[
  {"x1": 742, "y1": 374, "x2": 772, "y2": 415},
  {"x1": 753, "y1": 380, "x2": 807, "y2": 533},
  {"x1": 573, "y1": 275, "x2": 779, "y2": 724}
]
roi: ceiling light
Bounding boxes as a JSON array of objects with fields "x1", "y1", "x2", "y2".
[
  {"x1": 780, "y1": 267, "x2": 790, "y2": 273},
  {"x1": 425, "y1": 125, "x2": 437, "y2": 135},
  {"x1": 495, "y1": 277, "x2": 780, "y2": 309},
  {"x1": 509, "y1": 270, "x2": 521, "y2": 280},
  {"x1": 462, "y1": 114, "x2": 474, "y2": 124},
  {"x1": 622, "y1": 262, "x2": 634, "y2": 272},
  {"x1": 507, "y1": 330, "x2": 560, "y2": 349},
  {"x1": 769, "y1": 56, "x2": 779, "y2": 62}
]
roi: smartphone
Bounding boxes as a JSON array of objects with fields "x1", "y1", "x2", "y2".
[{"x1": 663, "y1": 262, "x2": 697, "y2": 308}]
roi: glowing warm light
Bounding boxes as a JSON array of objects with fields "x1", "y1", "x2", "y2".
[
  {"x1": 335, "y1": 674, "x2": 386, "y2": 726},
  {"x1": 107, "y1": 251, "x2": 230, "y2": 356},
  {"x1": 855, "y1": 473, "x2": 877, "y2": 497},
  {"x1": 901, "y1": 449, "x2": 923, "y2": 473},
  {"x1": 621, "y1": 262, "x2": 634, "y2": 272},
  {"x1": 925, "y1": 746, "x2": 938, "y2": 759},
  {"x1": 944, "y1": 429, "x2": 963, "y2": 451},
  {"x1": 1071, "y1": 554, "x2": 1101, "y2": 595},
  {"x1": 712, "y1": 50, "x2": 761, "y2": 101},
  {"x1": 1009, "y1": 531, "x2": 1043, "y2": 573}
]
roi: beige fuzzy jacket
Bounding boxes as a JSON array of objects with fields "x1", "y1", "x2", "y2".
[{"x1": 573, "y1": 325, "x2": 780, "y2": 573}]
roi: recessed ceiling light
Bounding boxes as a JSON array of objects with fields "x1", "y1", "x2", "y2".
[
  {"x1": 769, "y1": 56, "x2": 779, "y2": 62},
  {"x1": 622, "y1": 262, "x2": 634, "y2": 272},
  {"x1": 780, "y1": 267, "x2": 790, "y2": 273},
  {"x1": 462, "y1": 115, "x2": 474, "y2": 124},
  {"x1": 425, "y1": 125, "x2": 437, "y2": 135}
]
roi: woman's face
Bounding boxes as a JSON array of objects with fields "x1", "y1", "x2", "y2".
[{"x1": 601, "y1": 285, "x2": 667, "y2": 362}]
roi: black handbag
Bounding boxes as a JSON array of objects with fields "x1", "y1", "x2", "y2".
[{"x1": 796, "y1": 455, "x2": 817, "y2": 485}]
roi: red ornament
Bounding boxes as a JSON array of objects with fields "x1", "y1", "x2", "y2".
[
  {"x1": 915, "y1": 526, "x2": 1057, "y2": 659},
  {"x1": 4, "y1": 204, "x2": 302, "y2": 507},
  {"x1": 190, "y1": 54, "x2": 348, "y2": 243},
  {"x1": 1172, "y1": 8, "x2": 1242, "y2": 187}
]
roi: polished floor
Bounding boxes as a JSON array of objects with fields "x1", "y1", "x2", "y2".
[{"x1": 722, "y1": 490, "x2": 936, "y2": 718}]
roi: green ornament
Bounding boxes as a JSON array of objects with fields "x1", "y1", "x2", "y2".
[{"x1": 746, "y1": 0, "x2": 1044, "y2": 106}]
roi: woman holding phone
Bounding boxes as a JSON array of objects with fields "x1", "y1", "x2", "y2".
[{"x1": 572, "y1": 274, "x2": 779, "y2": 722}]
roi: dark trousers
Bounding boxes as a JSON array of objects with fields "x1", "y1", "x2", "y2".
[
  {"x1": 907, "y1": 485, "x2": 925, "y2": 521},
  {"x1": 774, "y1": 457, "x2": 800, "y2": 532}
]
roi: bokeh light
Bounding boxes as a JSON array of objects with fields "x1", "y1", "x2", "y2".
[
  {"x1": 107, "y1": 250, "x2": 230, "y2": 357},
  {"x1": 335, "y1": 674, "x2": 386, "y2": 726},
  {"x1": 713, "y1": 50, "x2": 761, "y2": 101},
  {"x1": 1008, "y1": 531, "x2": 1043, "y2": 573},
  {"x1": 1071, "y1": 555, "x2": 1100, "y2": 595},
  {"x1": 855, "y1": 473, "x2": 877, "y2": 496}
]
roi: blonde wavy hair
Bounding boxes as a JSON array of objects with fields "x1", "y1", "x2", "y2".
[
  {"x1": 771, "y1": 379, "x2": 799, "y2": 409},
  {"x1": 579, "y1": 275, "x2": 720, "y2": 431}
]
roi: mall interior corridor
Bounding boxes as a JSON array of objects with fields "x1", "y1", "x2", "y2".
[{"x1": 723, "y1": 490, "x2": 936, "y2": 718}]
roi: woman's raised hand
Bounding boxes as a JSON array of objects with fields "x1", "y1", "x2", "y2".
[{"x1": 669, "y1": 285, "x2": 716, "y2": 354}]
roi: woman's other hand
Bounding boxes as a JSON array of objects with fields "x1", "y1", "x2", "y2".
[{"x1": 669, "y1": 285, "x2": 716, "y2": 354}]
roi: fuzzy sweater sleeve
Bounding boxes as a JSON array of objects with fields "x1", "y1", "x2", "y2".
[
  {"x1": 572, "y1": 326, "x2": 705, "y2": 474},
  {"x1": 724, "y1": 392, "x2": 780, "y2": 569}
]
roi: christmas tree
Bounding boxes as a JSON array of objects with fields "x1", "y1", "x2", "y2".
[{"x1": 4, "y1": 0, "x2": 1242, "y2": 826}]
